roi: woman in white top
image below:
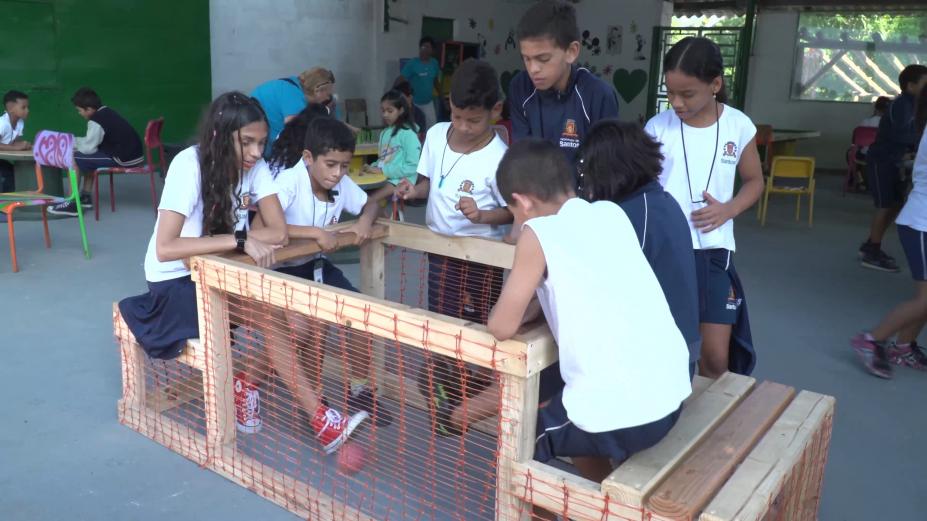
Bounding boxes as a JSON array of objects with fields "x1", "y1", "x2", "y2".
[
  {"x1": 645, "y1": 37, "x2": 764, "y2": 378},
  {"x1": 851, "y1": 122, "x2": 927, "y2": 379}
]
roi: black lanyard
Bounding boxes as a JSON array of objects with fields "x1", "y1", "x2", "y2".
[{"x1": 680, "y1": 101, "x2": 720, "y2": 205}]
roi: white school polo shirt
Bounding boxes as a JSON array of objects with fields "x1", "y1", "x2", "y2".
[
  {"x1": 417, "y1": 122, "x2": 508, "y2": 239},
  {"x1": 526, "y1": 198, "x2": 691, "y2": 433},
  {"x1": 0, "y1": 113, "x2": 24, "y2": 145},
  {"x1": 645, "y1": 105, "x2": 756, "y2": 251},
  {"x1": 143, "y1": 146, "x2": 278, "y2": 282},
  {"x1": 897, "y1": 130, "x2": 927, "y2": 233}
]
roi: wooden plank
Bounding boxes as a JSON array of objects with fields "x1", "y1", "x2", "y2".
[
  {"x1": 114, "y1": 304, "x2": 147, "y2": 413},
  {"x1": 700, "y1": 392, "x2": 835, "y2": 521},
  {"x1": 223, "y1": 222, "x2": 389, "y2": 266},
  {"x1": 120, "y1": 405, "x2": 374, "y2": 521},
  {"x1": 119, "y1": 404, "x2": 209, "y2": 466},
  {"x1": 510, "y1": 460, "x2": 643, "y2": 521},
  {"x1": 359, "y1": 238, "x2": 386, "y2": 299},
  {"x1": 382, "y1": 220, "x2": 515, "y2": 270},
  {"x1": 646, "y1": 381, "x2": 796, "y2": 521},
  {"x1": 194, "y1": 283, "x2": 237, "y2": 458},
  {"x1": 191, "y1": 255, "x2": 531, "y2": 377},
  {"x1": 146, "y1": 373, "x2": 204, "y2": 414},
  {"x1": 602, "y1": 373, "x2": 756, "y2": 508},
  {"x1": 519, "y1": 321, "x2": 558, "y2": 378},
  {"x1": 495, "y1": 371, "x2": 539, "y2": 521},
  {"x1": 176, "y1": 338, "x2": 205, "y2": 371}
]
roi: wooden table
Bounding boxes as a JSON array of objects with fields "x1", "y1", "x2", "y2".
[
  {"x1": 350, "y1": 142, "x2": 380, "y2": 174},
  {"x1": 770, "y1": 129, "x2": 821, "y2": 158},
  {"x1": 0, "y1": 149, "x2": 64, "y2": 195}
]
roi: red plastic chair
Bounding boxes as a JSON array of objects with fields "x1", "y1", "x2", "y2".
[
  {"x1": 844, "y1": 126, "x2": 878, "y2": 195},
  {"x1": 90, "y1": 117, "x2": 165, "y2": 220}
]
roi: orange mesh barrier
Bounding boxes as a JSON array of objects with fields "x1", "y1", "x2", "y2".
[{"x1": 115, "y1": 220, "x2": 833, "y2": 521}]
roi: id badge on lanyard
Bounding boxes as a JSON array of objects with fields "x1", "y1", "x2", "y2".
[{"x1": 236, "y1": 191, "x2": 255, "y2": 231}]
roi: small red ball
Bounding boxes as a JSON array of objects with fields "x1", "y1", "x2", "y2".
[{"x1": 337, "y1": 442, "x2": 366, "y2": 475}]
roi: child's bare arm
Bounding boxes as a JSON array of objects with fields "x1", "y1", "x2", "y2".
[
  {"x1": 457, "y1": 197, "x2": 514, "y2": 226},
  {"x1": 487, "y1": 227, "x2": 546, "y2": 340}
]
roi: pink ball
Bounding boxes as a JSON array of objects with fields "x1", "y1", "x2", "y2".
[{"x1": 337, "y1": 442, "x2": 366, "y2": 475}]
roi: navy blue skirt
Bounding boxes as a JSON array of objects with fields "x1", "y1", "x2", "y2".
[{"x1": 118, "y1": 276, "x2": 199, "y2": 360}]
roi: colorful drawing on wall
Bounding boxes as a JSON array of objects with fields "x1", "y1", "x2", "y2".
[
  {"x1": 494, "y1": 43, "x2": 502, "y2": 55},
  {"x1": 613, "y1": 68, "x2": 648, "y2": 104},
  {"x1": 469, "y1": 18, "x2": 477, "y2": 29},
  {"x1": 630, "y1": 20, "x2": 638, "y2": 34},
  {"x1": 581, "y1": 30, "x2": 601, "y2": 56},
  {"x1": 634, "y1": 34, "x2": 647, "y2": 61},
  {"x1": 505, "y1": 29, "x2": 517, "y2": 50},
  {"x1": 603, "y1": 64, "x2": 614, "y2": 77},
  {"x1": 607, "y1": 25, "x2": 622, "y2": 55},
  {"x1": 488, "y1": 18, "x2": 495, "y2": 31}
]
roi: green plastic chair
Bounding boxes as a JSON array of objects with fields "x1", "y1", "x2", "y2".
[{"x1": 0, "y1": 130, "x2": 90, "y2": 272}]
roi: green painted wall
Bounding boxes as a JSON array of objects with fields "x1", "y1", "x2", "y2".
[{"x1": 0, "y1": 0, "x2": 210, "y2": 144}]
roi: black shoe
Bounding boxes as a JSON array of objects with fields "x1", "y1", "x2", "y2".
[
  {"x1": 347, "y1": 386, "x2": 393, "y2": 427},
  {"x1": 860, "y1": 248, "x2": 900, "y2": 272},
  {"x1": 80, "y1": 193, "x2": 93, "y2": 209},
  {"x1": 417, "y1": 358, "x2": 463, "y2": 437},
  {"x1": 48, "y1": 199, "x2": 80, "y2": 216}
]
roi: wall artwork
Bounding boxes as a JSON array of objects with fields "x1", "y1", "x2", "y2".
[
  {"x1": 581, "y1": 30, "x2": 601, "y2": 56},
  {"x1": 634, "y1": 33, "x2": 647, "y2": 61},
  {"x1": 613, "y1": 68, "x2": 648, "y2": 104},
  {"x1": 607, "y1": 25, "x2": 622, "y2": 55},
  {"x1": 505, "y1": 29, "x2": 517, "y2": 50}
]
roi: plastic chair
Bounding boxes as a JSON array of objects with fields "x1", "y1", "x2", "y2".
[
  {"x1": 0, "y1": 130, "x2": 91, "y2": 272},
  {"x1": 90, "y1": 117, "x2": 165, "y2": 221},
  {"x1": 759, "y1": 156, "x2": 816, "y2": 227},
  {"x1": 844, "y1": 126, "x2": 877, "y2": 195}
]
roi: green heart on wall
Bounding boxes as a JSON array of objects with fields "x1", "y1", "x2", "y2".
[
  {"x1": 613, "y1": 68, "x2": 648, "y2": 104},
  {"x1": 500, "y1": 70, "x2": 518, "y2": 96}
]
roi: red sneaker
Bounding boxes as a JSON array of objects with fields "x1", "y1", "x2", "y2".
[
  {"x1": 311, "y1": 404, "x2": 368, "y2": 454},
  {"x1": 234, "y1": 372, "x2": 262, "y2": 433},
  {"x1": 888, "y1": 342, "x2": 927, "y2": 371}
]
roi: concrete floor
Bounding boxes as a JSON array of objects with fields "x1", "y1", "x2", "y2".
[{"x1": 0, "y1": 174, "x2": 924, "y2": 520}]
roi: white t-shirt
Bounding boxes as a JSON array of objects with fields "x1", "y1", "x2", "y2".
[
  {"x1": 526, "y1": 198, "x2": 691, "y2": 433},
  {"x1": 274, "y1": 161, "x2": 368, "y2": 267},
  {"x1": 859, "y1": 115, "x2": 881, "y2": 128},
  {"x1": 0, "y1": 113, "x2": 24, "y2": 145},
  {"x1": 417, "y1": 122, "x2": 508, "y2": 239},
  {"x1": 897, "y1": 130, "x2": 927, "y2": 232},
  {"x1": 645, "y1": 105, "x2": 756, "y2": 251},
  {"x1": 143, "y1": 146, "x2": 278, "y2": 282}
]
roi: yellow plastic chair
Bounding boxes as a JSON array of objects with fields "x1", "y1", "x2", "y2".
[{"x1": 759, "y1": 156, "x2": 816, "y2": 227}]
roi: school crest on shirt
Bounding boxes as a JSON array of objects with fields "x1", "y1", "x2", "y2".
[
  {"x1": 726, "y1": 286, "x2": 742, "y2": 311},
  {"x1": 458, "y1": 180, "x2": 475, "y2": 195},
  {"x1": 559, "y1": 119, "x2": 581, "y2": 149},
  {"x1": 721, "y1": 141, "x2": 738, "y2": 165}
]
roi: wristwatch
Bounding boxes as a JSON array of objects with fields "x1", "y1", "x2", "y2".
[{"x1": 235, "y1": 229, "x2": 247, "y2": 253}]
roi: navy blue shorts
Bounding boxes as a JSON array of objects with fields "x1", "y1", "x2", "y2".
[
  {"x1": 0, "y1": 159, "x2": 13, "y2": 192},
  {"x1": 74, "y1": 151, "x2": 120, "y2": 175},
  {"x1": 118, "y1": 276, "x2": 199, "y2": 360},
  {"x1": 427, "y1": 254, "x2": 503, "y2": 323},
  {"x1": 275, "y1": 258, "x2": 358, "y2": 292},
  {"x1": 867, "y1": 159, "x2": 905, "y2": 209},
  {"x1": 694, "y1": 249, "x2": 740, "y2": 325},
  {"x1": 534, "y1": 374, "x2": 681, "y2": 463},
  {"x1": 898, "y1": 225, "x2": 927, "y2": 281}
]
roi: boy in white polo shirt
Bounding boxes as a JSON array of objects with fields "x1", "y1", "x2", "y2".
[
  {"x1": 395, "y1": 58, "x2": 512, "y2": 324},
  {"x1": 0, "y1": 90, "x2": 30, "y2": 193},
  {"x1": 432, "y1": 140, "x2": 690, "y2": 494},
  {"x1": 255, "y1": 116, "x2": 392, "y2": 441}
]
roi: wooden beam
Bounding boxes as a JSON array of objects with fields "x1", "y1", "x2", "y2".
[
  {"x1": 700, "y1": 391, "x2": 835, "y2": 521},
  {"x1": 510, "y1": 460, "x2": 643, "y2": 521},
  {"x1": 190, "y1": 255, "x2": 534, "y2": 376},
  {"x1": 495, "y1": 371, "x2": 540, "y2": 520},
  {"x1": 646, "y1": 381, "x2": 796, "y2": 521},
  {"x1": 602, "y1": 373, "x2": 756, "y2": 508},
  {"x1": 146, "y1": 373, "x2": 204, "y2": 414},
  {"x1": 194, "y1": 283, "x2": 238, "y2": 458},
  {"x1": 381, "y1": 220, "x2": 515, "y2": 270},
  {"x1": 223, "y1": 223, "x2": 389, "y2": 266}
]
